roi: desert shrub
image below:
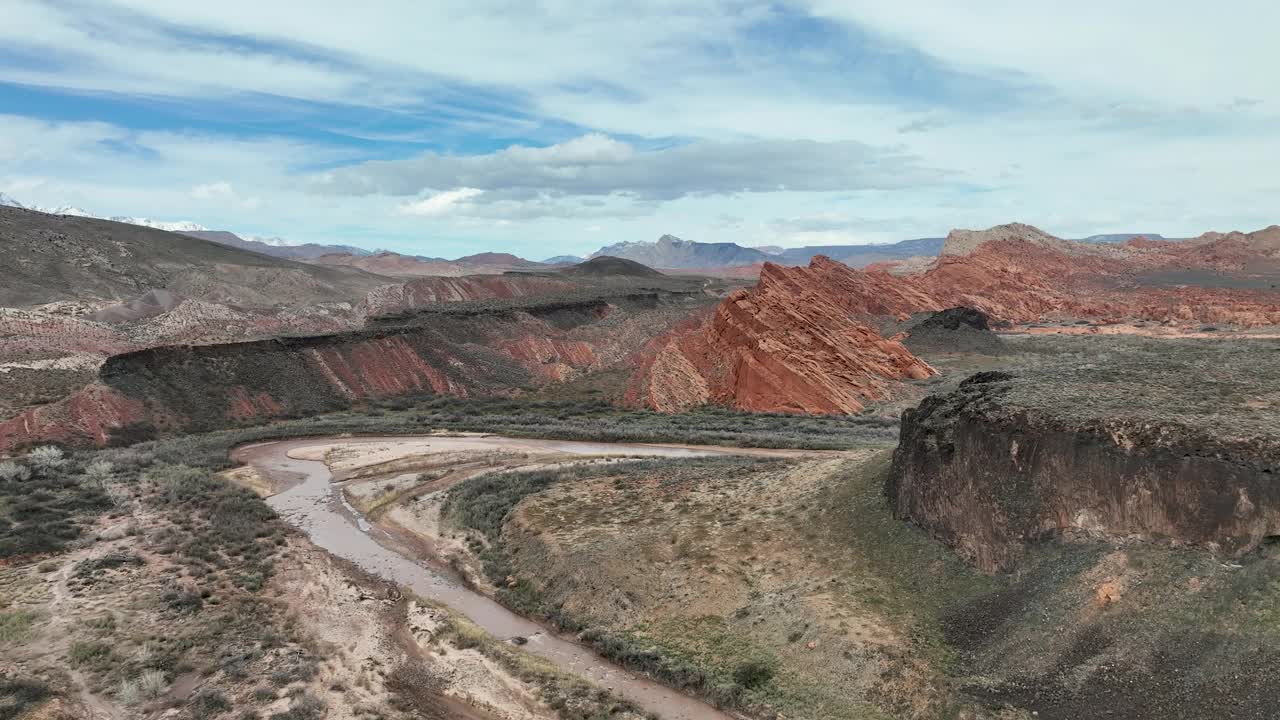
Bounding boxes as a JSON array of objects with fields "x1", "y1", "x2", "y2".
[
  {"x1": 69, "y1": 640, "x2": 115, "y2": 670},
  {"x1": 0, "y1": 610, "x2": 41, "y2": 643},
  {"x1": 162, "y1": 587, "x2": 204, "y2": 613},
  {"x1": 0, "y1": 675, "x2": 51, "y2": 718},
  {"x1": 733, "y1": 657, "x2": 777, "y2": 689},
  {"x1": 73, "y1": 551, "x2": 142, "y2": 582},
  {"x1": 137, "y1": 668, "x2": 168, "y2": 698},
  {"x1": 82, "y1": 460, "x2": 114, "y2": 487},
  {"x1": 190, "y1": 688, "x2": 232, "y2": 719},
  {"x1": 143, "y1": 464, "x2": 283, "y2": 587},
  {"x1": 116, "y1": 677, "x2": 143, "y2": 706},
  {"x1": 270, "y1": 692, "x2": 324, "y2": 720},
  {"x1": 0, "y1": 461, "x2": 112, "y2": 558},
  {"x1": 443, "y1": 468, "x2": 566, "y2": 541},
  {"x1": 26, "y1": 446, "x2": 66, "y2": 473},
  {"x1": 0, "y1": 461, "x2": 29, "y2": 482}
]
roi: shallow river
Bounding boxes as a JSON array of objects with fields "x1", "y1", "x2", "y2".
[{"x1": 234, "y1": 435, "x2": 771, "y2": 720}]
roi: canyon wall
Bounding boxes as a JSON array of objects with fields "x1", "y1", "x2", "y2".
[
  {"x1": 0, "y1": 292, "x2": 705, "y2": 449},
  {"x1": 887, "y1": 371, "x2": 1280, "y2": 573}
]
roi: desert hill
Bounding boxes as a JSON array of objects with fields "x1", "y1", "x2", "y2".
[
  {"x1": 0, "y1": 206, "x2": 391, "y2": 308},
  {"x1": 183, "y1": 229, "x2": 372, "y2": 259},
  {"x1": 564, "y1": 256, "x2": 664, "y2": 278},
  {"x1": 307, "y1": 250, "x2": 549, "y2": 278}
]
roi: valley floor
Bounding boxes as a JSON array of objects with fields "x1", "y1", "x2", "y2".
[{"x1": 4, "y1": 333, "x2": 1279, "y2": 720}]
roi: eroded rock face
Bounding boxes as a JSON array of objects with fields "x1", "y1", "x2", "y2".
[
  {"x1": 626, "y1": 262, "x2": 935, "y2": 414},
  {"x1": 0, "y1": 293, "x2": 704, "y2": 449},
  {"x1": 888, "y1": 371, "x2": 1280, "y2": 573},
  {"x1": 629, "y1": 223, "x2": 1280, "y2": 414}
]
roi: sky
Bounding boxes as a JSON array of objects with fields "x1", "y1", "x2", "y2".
[{"x1": 2, "y1": 1, "x2": 1278, "y2": 259}]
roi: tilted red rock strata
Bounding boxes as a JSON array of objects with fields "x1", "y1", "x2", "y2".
[{"x1": 628, "y1": 224, "x2": 1280, "y2": 414}]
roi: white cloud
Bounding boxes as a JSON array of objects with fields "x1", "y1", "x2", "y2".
[
  {"x1": 399, "y1": 187, "x2": 484, "y2": 216},
  {"x1": 191, "y1": 181, "x2": 234, "y2": 200},
  {"x1": 315, "y1": 134, "x2": 940, "y2": 203},
  {"x1": 1, "y1": 2, "x2": 1278, "y2": 257},
  {"x1": 191, "y1": 181, "x2": 261, "y2": 209},
  {"x1": 807, "y1": 1, "x2": 1279, "y2": 111}
]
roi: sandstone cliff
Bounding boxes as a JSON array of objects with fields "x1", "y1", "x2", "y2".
[
  {"x1": 0, "y1": 292, "x2": 707, "y2": 449},
  {"x1": 626, "y1": 261, "x2": 935, "y2": 414}
]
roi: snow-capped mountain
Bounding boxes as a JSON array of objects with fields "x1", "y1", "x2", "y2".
[
  {"x1": 108, "y1": 217, "x2": 209, "y2": 232},
  {"x1": 245, "y1": 235, "x2": 295, "y2": 247},
  {"x1": 47, "y1": 206, "x2": 95, "y2": 217},
  {"x1": 0, "y1": 193, "x2": 209, "y2": 232}
]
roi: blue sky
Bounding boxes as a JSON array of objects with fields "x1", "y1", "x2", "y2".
[{"x1": 2, "y1": 1, "x2": 1277, "y2": 258}]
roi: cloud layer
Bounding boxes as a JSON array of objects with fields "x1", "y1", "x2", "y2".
[
  {"x1": 317, "y1": 133, "x2": 940, "y2": 205},
  {"x1": 0, "y1": 1, "x2": 1277, "y2": 257}
]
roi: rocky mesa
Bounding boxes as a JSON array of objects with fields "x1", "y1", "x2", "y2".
[{"x1": 887, "y1": 347, "x2": 1280, "y2": 573}]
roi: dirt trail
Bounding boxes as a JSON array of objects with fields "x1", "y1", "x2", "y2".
[{"x1": 234, "y1": 435, "x2": 820, "y2": 720}]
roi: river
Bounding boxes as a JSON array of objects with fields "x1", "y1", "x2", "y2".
[{"x1": 233, "y1": 435, "x2": 783, "y2": 720}]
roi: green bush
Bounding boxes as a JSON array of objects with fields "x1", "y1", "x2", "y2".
[{"x1": 733, "y1": 656, "x2": 777, "y2": 689}]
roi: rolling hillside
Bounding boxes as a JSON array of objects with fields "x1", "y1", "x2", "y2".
[{"x1": 0, "y1": 206, "x2": 393, "y2": 307}]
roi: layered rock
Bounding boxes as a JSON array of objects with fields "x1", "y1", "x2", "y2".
[
  {"x1": 364, "y1": 275, "x2": 576, "y2": 316},
  {"x1": 629, "y1": 223, "x2": 1280, "y2": 414},
  {"x1": 888, "y1": 365, "x2": 1280, "y2": 573},
  {"x1": 626, "y1": 262, "x2": 935, "y2": 414},
  {"x1": 0, "y1": 292, "x2": 707, "y2": 449}
]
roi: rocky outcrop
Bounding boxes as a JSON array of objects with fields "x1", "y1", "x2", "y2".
[
  {"x1": 363, "y1": 275, "x2": 577, "y2": 315},
  {"x1": 0, "y1": 293, "x2": 708, "y2": 449},
  {"x1": 626, "y1": 261, "x2": 935, "y2": 414},
  {"x1": 888, "y1": 370, "x2": 1280, "y2": 573},
  {"x1": 902, "y1": 307, "x2": 1006, "y2": 355},
  {"x1": 629, "y1": 223, "x2": 1280, "y2": 414}
]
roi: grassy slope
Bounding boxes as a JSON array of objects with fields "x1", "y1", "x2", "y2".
[{"x1": 442, "y1": 442, "x2": 1280, "y2": 720}]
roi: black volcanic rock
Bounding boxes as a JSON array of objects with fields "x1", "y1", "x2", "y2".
[
  {"x1": 887, "y1": 352, "x2": 1280, "y2": 572},
  {"x1": 903, "y1": 306, "x2": 1006, "y2": 355},
  {"x1": 565, "y1": 256, "x2": 665, "y2": 278}
]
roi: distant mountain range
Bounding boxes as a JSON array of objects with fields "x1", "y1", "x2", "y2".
[
  {"x1": 587, "y1": 232, "x2": 1172, "y2": 270},
  {"x1": 0, "y1": 192, "x2": 1172, "y2": 272},
  {"x1": 591, "y1": 235, "x2": 770, "y2": 269},
  {"x1": 183, "y1": 230, "x2": 374, "y2": 260},
  {"x1": 589, "y1": 234, "x2": 948, "y2": 269},
  {"x1": 1077, "y1": 233, "x2": 1167, "y2": 244},
  {"x1": 0, "y1": 193, "x2": 211, "y2": 233}
]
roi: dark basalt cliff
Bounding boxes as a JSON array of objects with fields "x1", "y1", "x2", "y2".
[{"x1": 888, "y1": 370, "x2": 1280, "y2": 573}]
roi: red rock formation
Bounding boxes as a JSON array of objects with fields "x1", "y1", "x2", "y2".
[
  {"x1": 0, "y1": 384, "x2": 147, "y2": 448},
  {"x1": 627, "y1": 263, "x2": 935, "y2": 414},
  {"x1": 0, "y1": 292, "x2": 708, "y2": 450},
  {"x1": 630, "y1": 223, "x2": 1280, "y2": 414}
]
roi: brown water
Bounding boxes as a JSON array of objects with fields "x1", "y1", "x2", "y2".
[{"x1": 235, "y1": 435, "x2": 767, "y2": 720}]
